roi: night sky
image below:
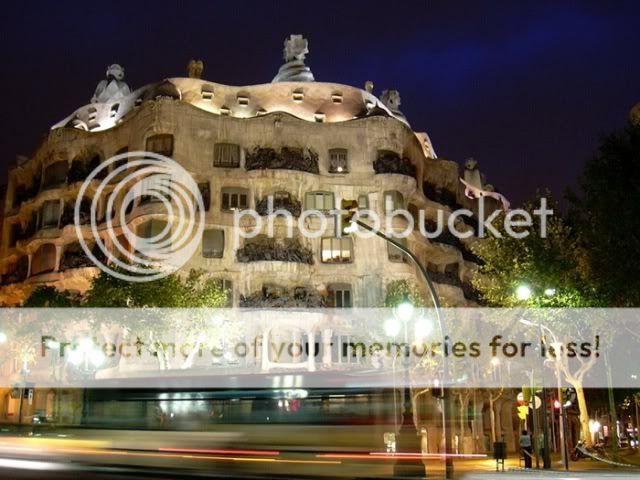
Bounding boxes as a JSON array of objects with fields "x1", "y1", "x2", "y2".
[{"x1": 1, "y1": 1, "x2": 639, "y2": 205}]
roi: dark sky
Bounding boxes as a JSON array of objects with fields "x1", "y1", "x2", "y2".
[{"x1": 1, "y1": 0, "x2": 639, "y2": 205}]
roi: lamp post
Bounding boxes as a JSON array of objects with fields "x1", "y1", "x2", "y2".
[
  {"x1": 387, "y1": 301, "x2": 425, "y2": 477},
  {"x1": 520, "y1": 316, "x2": 564, "y2": 470},
  {"x1": 349, "y1": 218, "x2": 453, "y2": 479},
  {"x1": 68, "y1": 338, "x2": 105, "y2": 425}
]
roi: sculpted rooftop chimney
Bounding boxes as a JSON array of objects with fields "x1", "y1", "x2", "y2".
[{"x1": 272, "y1": 34, "x2": 315, "y2": 83}]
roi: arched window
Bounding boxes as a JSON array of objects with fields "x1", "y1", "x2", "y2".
[
  {"x1": 42, "y1": 161, "x2": 68, "y2": 190},
  {"x1": 146, "y1": 134, "x2": 174, "y2": 157},
  {"x1": 328, "y1": 283, "x2": 352, "y2": 307},
  {"x1": 213, "y1": 143, "x2": 241, "y2": 168},
  {"x1": 31, "y1": 244, "x2": 57, "y2": 275},
  {"x1": 321, "y1": 237, "x2": 353, "y2": 264},
  {"x1": 328, "y1": 148, "x2": 349, "y2": 173},
  {"x1": 304, "y1": 191, "x2": 335, "y2": 211}
]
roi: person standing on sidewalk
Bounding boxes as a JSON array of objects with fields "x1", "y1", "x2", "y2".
[{"x1": 520, "y1": 430, "x2": 533, "y2": 468}]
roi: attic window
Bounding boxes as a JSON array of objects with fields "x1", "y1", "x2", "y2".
[
  {"x1": 220, "y1": 106, "x2": 231, "y2": 116},
  {"x1": 331, "y1": 93, "x2": 343, "y2": 104},
  {"x1": 201, "y1": 87, "x2": 214, "y2": 101},
  {"x1": 292, "y1": 90, "x2": 304, "y2": 102},
  {"x1": 110, "y1": 104, "x2": 119, "y2": 118},
  {"x1": 314, "y1": 112, "x2": 326, "y2": 123},
  {"x1": 237, "y1": 95, "x2": 249, "y2": 106}
]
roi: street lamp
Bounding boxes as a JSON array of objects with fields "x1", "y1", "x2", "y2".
[
  {"x1": 69, "y1": 338, "x2": 106, "y2": 372},
  {"x1": 387, "y1": 299, "x2": 428, "y2": 477},
  {"x1": 519, "y1": 318, "x2": 559, "y2": 470},
  {"x1": 394, "y1": 301, "x2": 415, "y2": 324},
  {"x1": 342, "y1": 211, "x2": 454, "y2": 478},
  {"x1": 384, "y1": 317, "x2": 402, "y2": 338},
  {"x1": 516, "y1": 285, "x2": 532, "y2": 301}
]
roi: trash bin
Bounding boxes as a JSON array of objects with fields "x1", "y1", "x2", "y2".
[{"x1": 493, "y1": 441, "x2": 507, "y2": 472}]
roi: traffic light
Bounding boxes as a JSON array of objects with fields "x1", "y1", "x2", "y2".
[
  {"x1": 517, "y1": 405, "x2": 529, "y2": 420},
  {"x1": 339, "y1": 199, "x2": 359, "y2": 235},
  {"x1": 562, "y1": 387, "x2": 576, "y2": 407}
]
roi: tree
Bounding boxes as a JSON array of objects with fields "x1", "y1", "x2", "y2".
[
  {"x1": 83, "y1": 268, "x2": 229, "y2": 308},
  {"x1": 470, "y1": 197, "x2": 602, "y2": 446},
  {"x1": 384, "y1": 279, "x2": 429, "y2": 308},
  {"x1": 22, "y1": 286, "x2": 78, "y2": 307},
  {"x1": 569, "y1": 121, "x2": 640, "y2": 307},
  {"x1": 83, "y1": 268, "x2": 229, "y2": 369},
  {"x1": 19, "y1": 268, "x2": 230, "y2": 371}
]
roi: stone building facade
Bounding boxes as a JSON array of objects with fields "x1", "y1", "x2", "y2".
[
  {"x1": 0, "y1": 36, "x2": 523, "y2": 453},
  {"x1": 0, "y1": 42, "x2": 497, "y2": 309}
]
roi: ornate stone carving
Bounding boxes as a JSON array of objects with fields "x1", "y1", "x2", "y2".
[
  {"x1": 240, "y1": 285, "x2": 325, "y2": 308},
  {"x1": 463, "y1": 157, "x2": 485, "y2": 191},
  {"x1": 91, "y1": 64, "x2": 131, "y2": 104},
  {"x1": 373, "y1": 151, "x2": 416, "y2": 178},
  {"x1": 187, "y1": 59, "x2": 204, "y2": 79},
  {"x1": 380, "y1": 89, "x2": 407, "y2": 121},
  {"x1": 255, "y1": 195, "x2": 302, "y2": 217},
  {"x1": 460, "y1": 157, "x2": 511, "y2": 211},
  {"x1": 272, "y1": 35, "x2": 315, "y2": 83},
  {"x1": 236, "y1": 237, "x2": 313, "y2": 264},
  {"x1": 245, "y1": 147, "x2": 319, "y2": 174}
]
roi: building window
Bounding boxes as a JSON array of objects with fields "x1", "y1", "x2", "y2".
[
  {"x1": 384, "y1": 190, "x2": 404, "y2": 214},
  {"x1": 138, "y1": 175, "x2": 171, "y2": 205},
  {"x1": 201, "y1": 86, "x2": 214, "y2": 100},
  {"x1": 137, "y1": 219, "x2": 170, "y2": 244},
  {"x1": 328, "y1": 283, "x2": 352, "y2": 307},
  {"x1": 388, "y1": 238, "x2": 409, "y2": 263},
  {"x1": 329, "y1": 149, "x2": 349, "y2": 173},
  {"x1": 40, "y1": 200, "x2": 60, "y2": 229},
  {"x1": 198, "y1": 182, "x2": 211, "y2": 211},
  {"x1": 202, "y1": 229, "x2": 224, "y2": 258},
  {"x1": 358, "y1": 194, "x2": 369, "y2": 210},
  {"x1": 221, "y1": 187, "x2": 249, "y2": 211},
  {"x1": 42, "y1": 161, "x2": 68, "y2": 190},
  {"x1": 321, "y1": 237, "x2": 353, "y2": 264},
  {"x1": 213, "y1": 143, "x2": 241, "y2": 168},
  {"x1": 146, "y1": 134, "x2": 174, "y2": 157},
  {"x1": 305, "y1": 191, "x2": 335, "y2": 211},
  {"x1": 31, "y1": 244, "x2": 56, "y2": 275},
  {"x1": 292, "y1": 90, "x2": 304, "y2": 102}
]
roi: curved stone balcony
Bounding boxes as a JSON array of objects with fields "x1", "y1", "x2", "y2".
[
  {"x1": 373, "y1": 150, "x2": 416, "y2": 178},
  {"x1": 245, "y1": 147, "x2": 319, "y2": 174}
]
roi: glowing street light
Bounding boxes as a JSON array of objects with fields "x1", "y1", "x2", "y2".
[
  {"x1": 544, "y1": 288, "x2": 557, "y2": 297},
  {"x1": 384, "y1": 317, "x2": 402, "y2": 337},
  {"x1": 414, "y1": 317, "x2": 433, "y2": 341},
  {"x1": 0, "y1": 332, "x2": 7, "y2": 343},
  {"x1": 394, "y1": 301, "x2": 415, "y2": 323},
  {"x1": 516, "y1": 285, "x2": 532, "y2": 301}
]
